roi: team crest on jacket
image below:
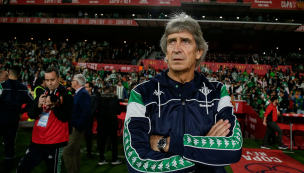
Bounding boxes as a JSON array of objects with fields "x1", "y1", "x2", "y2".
[
  {"x1": 153, "y1": 90, "x2": 164, "y2": 96},
  {"x1": 199, "y1": 86, "x2": 212, "y2": 96}
]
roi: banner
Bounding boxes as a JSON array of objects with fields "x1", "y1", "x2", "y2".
[
  {"x1": 250, "y1": 0, "x2": 299, "y2": 9},
  {"x1": 296, "y1": 25, "x2": 304, "y2": 32},
  {"x1": 72, "y1": 62, "x2": 139, "y2": 72},
  {"x1": 141, "y1": 59, "x2": 292, "y2": 76},
  {"x1": 243, "y1": 104, "x2": 266, "y2": 139},
  {"x1": 231, "y1": 148, "x2": 304, "y2": 173},
  {"x1": 0, "y1": 17, "x2": 138, "y2": 26},
  {"x1": 0, "y1": 0, "x2": 181, "y2": 5},
  {"x1": 234, "y1": 100, "x2": 247, "y2": 114}
]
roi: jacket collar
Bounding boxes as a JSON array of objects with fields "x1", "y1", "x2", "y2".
[{"x1": 150, "y1": 69, "x2": 208, "y2": 90}]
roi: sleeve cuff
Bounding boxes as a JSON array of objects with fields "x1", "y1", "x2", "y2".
[{"x1": 168, "y1": 135, "x2": 184, "y2": 156}]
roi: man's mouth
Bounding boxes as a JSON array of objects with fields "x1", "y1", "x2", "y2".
[{"x1": 172, "y1": 58, "x2": 184, "y2": 61}]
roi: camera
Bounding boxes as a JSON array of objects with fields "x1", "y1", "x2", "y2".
[{"x1": 47, "y1": 93, "x2": 59, "y2": 103}]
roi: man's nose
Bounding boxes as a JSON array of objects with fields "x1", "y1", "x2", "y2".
[{"x1": 172, "y1": 41, "x2": 182, "y2": 54}]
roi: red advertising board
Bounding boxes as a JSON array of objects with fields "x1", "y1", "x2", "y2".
[
  {"x1": 141, "y1": 59, "x2": 292, "y2": 76},
  {"x1": 243, "y1": 104, "x2": 266, "y2": 139},
  {"x1": 231, "y1": 148, "x2": 304, "y2": 173},
  {"x1": 72, "y1": 62, "x2": 139, "y2": 72},
  {"x1": 0, "y1": 17, "x2": 138, "y2": 26},
  {"x1": 295, "y1": 25, "x2": 304, "y2": 32},
  {"x1": 234, "y1": 100, "x2": 247, "y2": 114},
  {"x1": 181, "y1": 0, "x2": 302, "y2": 10},
  {"x1": 250, "y1": 0, "x2": 299, "y2": 9},
  {"x1": 0, "y1": 0, "x2": 181, "y2": 5}
]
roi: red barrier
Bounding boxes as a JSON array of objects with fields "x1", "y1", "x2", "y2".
[
  {"x1": 0, "y1": 17, "x2": 138, "y2": 26},
  {"x1": 0, "y1": 0, "x2": 181, "y2": 6},
  {"x1": 72, "y1": 62, "x2": 140, "y2": 72},
  {"x1": 283, "y1": 113, "x2": 304, "y2": 117},
  {"x1": 141, "y1": 59, "x2": 292, "y2": 76}
]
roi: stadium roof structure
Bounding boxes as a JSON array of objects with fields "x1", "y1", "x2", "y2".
[{"x1": 135, "y1": 19, "x2": 302, "y2": 32}]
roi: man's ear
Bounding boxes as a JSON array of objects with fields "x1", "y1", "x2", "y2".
[{"x1": 196, "y1": 49, "x2": 203, "y2": 60}]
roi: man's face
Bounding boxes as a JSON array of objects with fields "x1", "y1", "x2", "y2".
[
  {"x1": 71, "y1": 78, "x2": 78, "y2": 89},
  {"x1": 84, "y1": 83, "x2": 92, "y2": 92},
  {"x1": 0, "y1": 71, "x2": 8, "y2": 82},
  {"x1": 166, "y1": 31, "x2": 203, "y2": 73},
  {"x1": 45, "y1": 71, "x2": 60, "y2": 90}
]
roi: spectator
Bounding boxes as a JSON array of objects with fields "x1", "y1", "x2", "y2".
[
  {"x1": 244, "y1": 15, "x2": 250, "y2": 21},
  {"x1": 257, "y1": 14, "x2": 263, "y2": 22},
  {"x1": 84, "y1": 12, "x2": 89, "y2": 18},
  {"x1": 78, "y1": 11, "x2": 83, "y2": 18},
  {"x1": 63, "y1": 74, "x2": 91, "y2": 173}
]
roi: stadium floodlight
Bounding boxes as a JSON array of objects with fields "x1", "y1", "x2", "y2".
[
  {"x1": 276, "y1": 47, "x2": 278, "y2": 49},
  {"x1": 132, "y1": 14, "x2": 135, "y2": 16},
  {"x1": 292, "y1": 19, "x2": 294, "y2": 22},
  {"x1": 300, "y1": 48, "x2": 302, "y2": 51},
  {"x1": 31, "y1": 38, "x2": 33, "y2": 40},
  {"x1": 14, "y1": 37, "x2": 16, "y2": 39},
  {"x1": 263, "y1": 52, "x2": 265, "y2": 54},
  {"x1": 124, "y1": 41, "x2": 126, "y2": 43},
  {"x1": 237, "y1": 17, "x2": 239, "y2": 19},
  {"x1": 101, "y1": 14, "x2": 103, "y2": 16},
  {"x1": 165, "y1": 15, "x2": 167, "y2": 17},
  {"x1": 144, "y1": 42, "x2": 146, "y2": 44},
  {"x1": 48, "y1": 38, "x2": 51, "y2": 41},
  {"x1": 275, "y1": 18, "x2": 278, "y2": 21},
  {"x1": 220, "y1": 16, "x2": 222, "y2": 18},
  {"x1": 202, "y1": 16, "x2": 205, "y2": 18},
  {"x1": 66, "y1": 39, "x2": 68, "y2": 41},
  {"x1": 85, "y1": 40, "x2": 87, "y2": 42}
]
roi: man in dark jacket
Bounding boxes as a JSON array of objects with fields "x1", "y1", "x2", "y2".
[
  {"x1": 98, "y1": 86, "x2": 122, "y2": 165},
  {"x1": 0, "y1": 66, "x2": 34, "y2": 173},
  {"x1": 84, "y1": 82, "x2": 101, "y2": 158},
  {"x1": 279, "y1": 91, "x2": 289, "y2": 114},
  {"x1": 17, "y1": 67, "x2": 74, "y2": 173},
  {"x1": 63, "y1": 74, "x2": 91, "y2": 173}
]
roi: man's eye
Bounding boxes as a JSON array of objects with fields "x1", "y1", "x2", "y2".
[{"x1": 183, "y1": 40, "x2": 189, "y2": 44}]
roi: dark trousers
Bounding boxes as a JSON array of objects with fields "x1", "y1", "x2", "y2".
[
  {"x1": 85, "y1": 117, "x2": 94, "y2": 156},
  {"x1": 0, "y1": 121, "x2": 19, "y2": 173},
  {"x1": 17, "y1": 144, "x2": 64, "y2": 173},
  {"x1": 63, "y1": 129, "x2": 86, "y2": 173},
  {"x1": 263, "y1": 121, "x2": 283, "y2": 146},
  {"x1": 98, "y1": 125, "x2": 118, "y2": 162}
]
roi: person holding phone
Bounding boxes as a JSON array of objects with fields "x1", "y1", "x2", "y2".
[{"x1": 17, "y1": 67, "x2": 73, "y2": 173}]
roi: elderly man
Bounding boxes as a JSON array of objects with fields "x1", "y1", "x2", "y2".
[
  {"x1": 124, "y1": 13, "x2": 242, "y2": 173},
  {"x1": 63, "y1": 74, "x2": 91, "y2": 173}
]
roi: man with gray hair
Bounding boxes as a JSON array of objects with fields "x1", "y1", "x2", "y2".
[
  {"x1": 63, "y1": 74, "x2": 91, "y2": 173},
  {"x1": 124, "y1": 12, "x2": 242, "y2": 173}
]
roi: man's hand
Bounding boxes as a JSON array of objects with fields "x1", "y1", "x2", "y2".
[
  {"x1": 150, "y1": 135, "x2": 170, "y2": 152},
  {"x1": 45, "y1": 96, "x2": 59, "y2": 108},
  {"x1": 206, "y1": 119, "x2": 231, "y2": 137},
  {"x1": 38, "y1": 94, "x2": 46, "y2": 108},
  {"x1": 263, "y1": 122, "x2": 267, "y2": 126}
]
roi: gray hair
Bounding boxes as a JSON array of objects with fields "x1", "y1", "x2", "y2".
[
  {"x1": 74, "y1": 74, "x2": 86, "y2": 86},
  {"x1": 160, "y1": 12, "x2": 208, "y2": 68}
]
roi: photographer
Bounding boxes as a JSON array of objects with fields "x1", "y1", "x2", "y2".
[{"x1": 17, "y1": 67, "x2": 74, "y2": 173}]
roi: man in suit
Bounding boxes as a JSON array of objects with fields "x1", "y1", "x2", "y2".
[
  {"x1": 31, "y1": 72, "x2": 39, "y2": 91},
  {"x1": 84, "y1": 82, "x2": 101, "y2": 158},
  {"x1": 63, "y1": 74, "x2": 91, "y2": 173}
]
